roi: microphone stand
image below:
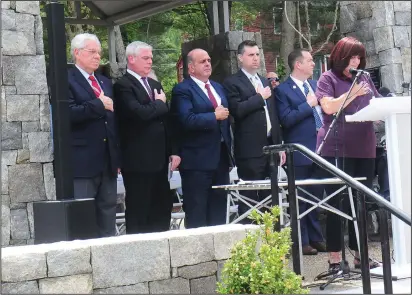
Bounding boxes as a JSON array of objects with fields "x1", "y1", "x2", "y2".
[{"x1": 315, "y1": 71, "x2": 369, "y2": 289}]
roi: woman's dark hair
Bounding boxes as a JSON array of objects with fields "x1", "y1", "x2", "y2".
[{"x1": 328, "y1": 37, "x2": 366, "y2": 77}]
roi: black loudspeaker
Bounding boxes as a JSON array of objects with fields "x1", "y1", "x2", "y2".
[{"x1": 33, "y1": 199, "x2": 98, "y2": 244}]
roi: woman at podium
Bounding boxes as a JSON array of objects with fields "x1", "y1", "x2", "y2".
[{"x1": 314, "y1": 36, "x2": 381, "y2": 273}]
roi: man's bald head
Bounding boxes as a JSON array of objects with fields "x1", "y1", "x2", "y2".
[
  {"x1": 187, "y1": 48, "x2": 208, "y2": 64},
  {"x1": 187, "y1": 48, "x2": 212, "y2": 82}
]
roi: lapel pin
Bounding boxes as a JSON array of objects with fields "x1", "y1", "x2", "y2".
[{"x1": 293, "y1": 85, "x2": 296, "y2": 89}]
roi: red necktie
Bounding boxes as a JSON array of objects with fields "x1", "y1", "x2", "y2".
[
  {"x1": 88, "y1": 75, "x2": 102, "y2": 97},
  {"x1": 205, "y1": 83, "x2": 218, "y2": 109}
]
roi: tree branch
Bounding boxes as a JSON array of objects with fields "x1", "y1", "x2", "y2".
[
  {"x1": 304, "y1": 1, "x2": 311, "y2": 50},
  {"x1": 312, "y1": 1, "x2": 339, "y2": 55},
  {"x1": 283, "y1": 1, "x2": 312, "y2": 50},
  {"x1": 296, "y1": 3, "x2": 303, "y2": 48}
]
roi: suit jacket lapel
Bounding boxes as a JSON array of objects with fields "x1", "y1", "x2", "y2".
[
  {"x1": 95, "y1": 73, "x2": 108, "y2": 95},
  {"x1": 72, "y1": 67, "x2": 96, "y2": 99},
  {"x1": 309, "y1": 79, "x2": 317, "y2": 92},
  {"x1": 286, "y1": 76, "x2": 307, "y2": 102},
  {"x1": 125, "y1": 72, "x2": 152, "y2": 100},
  {"x1": 237, "y1": 70, "x2": 257, "y2": 95},
  {"x1": 211, "y1": 81, "x2": 228, "y2": 108},
  {"x1": 189, "y1": 78, "x2": 213, "y2": 108}
]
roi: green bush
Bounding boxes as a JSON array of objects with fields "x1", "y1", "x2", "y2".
[{"x1": 216, "y1": 207, "x2": 309, "y2": 294}]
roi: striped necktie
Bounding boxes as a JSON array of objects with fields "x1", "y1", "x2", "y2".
[{"x1": 303, "y1": 82, "x2": 323, "y2": 129}]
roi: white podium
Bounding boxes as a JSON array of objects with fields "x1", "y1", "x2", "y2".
[{"x1": 346, "y1": 96, "x2": 411, "y2": 279}]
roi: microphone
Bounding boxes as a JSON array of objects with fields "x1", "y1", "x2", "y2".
[{"x1": 349, "y1": 68, "x2": 370, "y2": 76}]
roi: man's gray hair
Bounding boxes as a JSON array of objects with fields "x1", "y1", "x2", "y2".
[
  {"x1": 70, "y1": 33, "x2": 101, "y2": 61},
  {"x1": 125, "y1": 41, "x2": 153, "y2": 58}
]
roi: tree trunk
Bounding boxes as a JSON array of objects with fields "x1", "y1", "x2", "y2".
[
  {"x1": 280, "y1": 1, "x2": 297, "y2": 76},
  {"x1": 109, "y1": 25, "x2": 127, "y2": 79},
  {"x1": 114, "y1": 25, "x2": 126, "y2": 64}
]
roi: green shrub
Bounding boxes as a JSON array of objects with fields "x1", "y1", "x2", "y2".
[{"x1": 216, "y1": 207, "x2": 309, "y2": 294}]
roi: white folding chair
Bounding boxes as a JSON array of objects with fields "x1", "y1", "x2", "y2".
[
  {"x1": 170, "y1": 171, "x2": 185, "y2": 230},
  {"x1": 225, "y1": 166, "x2": 290, "y2": 225}
]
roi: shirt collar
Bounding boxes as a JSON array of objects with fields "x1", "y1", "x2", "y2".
[
  {"x1": 241, "y1": 68, "x2": 259, "y2": 81},
  {"x1": 76, "y1": 64, "x2": 95, "y2": 81},
  {"x1": 190, "y1": 75, "x2": 210, "y2": 89},
  {"x1": 289, "y1": 74, "x2": 308, "y2": 88},
  {"x1": 127, "y1": 69, "x2": 144, "y2": 81}
]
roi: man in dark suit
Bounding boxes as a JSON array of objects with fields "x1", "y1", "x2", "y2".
[
  {"x1": 274, "y1": 48, "x2": 326, "y2": 255},
  {"x1": 114, "y1": 41, "x2": 181, "y2": 234},
  {"x1": 223, "y1": 40, "x2": 285, "y2": 223},
  {"x1": 170, "y1": 48, "x2": 232, "y2": 228},
  {"x1": 68, "y1": 33, "x2": 120, "y2": 237}
]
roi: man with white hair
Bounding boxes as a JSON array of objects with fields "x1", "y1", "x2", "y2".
[
  {"x1": 68, "y1": 33, "x2": 120, "y2": 237},
  {"x1": 114, "y1": 41, "x2": 181, "y2": 234}
]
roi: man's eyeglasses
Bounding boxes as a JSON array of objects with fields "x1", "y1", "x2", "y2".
[
  {"x1": 81, "y1": 48, "x2": 102, "y2": 56},
  {"x1": 268, "y1": 77, "x2": 280, "y2": 82}
]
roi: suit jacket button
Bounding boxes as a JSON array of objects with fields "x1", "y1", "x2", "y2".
[
  {"x1": 103, "y1": 138, "x2": 107, "y2": 142},
  {"x1": 105, "y1": 121, "x2": 107, "y2": 124}
]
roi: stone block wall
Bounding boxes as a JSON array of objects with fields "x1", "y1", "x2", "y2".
[
  {"x1": 1, "y1": 1, "x2": 56, "y2": 247},
  {"x1": 340, "y1": 1, "x2": 411, "y2": 94},
  {"x1": 181, "y1": 31, "x2": 266, "y2": 83},
  {"x1": 1, "y1": 224, "x2": 257, "y2": 294}
]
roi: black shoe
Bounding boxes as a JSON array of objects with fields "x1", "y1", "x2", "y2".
[
  {"x1": 310, "y1": 241, "x2": 327, "y2": 252},
  {"x1": 302, "y1": 245, "x2": 318, "y2": 255}
]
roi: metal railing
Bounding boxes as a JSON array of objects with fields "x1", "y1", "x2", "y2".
[{"x1": 263, "y1": 143, "x2": 411, "y2": 294}]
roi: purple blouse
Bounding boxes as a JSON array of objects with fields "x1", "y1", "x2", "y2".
[{"x1": 315, "y1": 70, "x2": 380, "y2": 158}]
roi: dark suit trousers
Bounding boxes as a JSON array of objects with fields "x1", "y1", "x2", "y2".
[
  {"x1": 122, "y1": 165, "x2": 172, "y2": 234},
  {"x1": 320, "y1": 157, "x2": 375, "y2": 252},
  {"x1": 294, "y1": 164, "x2": 324, "y2": 246},
  {"x1": 180, "y1": 143, "x2": 230, "y2": 228},
  {"x1": 236, "y1": 153, "x2": 278, "y2": 223},
  {"x1": 73, "y1": 160, "x2": 117, "y2": 238}
]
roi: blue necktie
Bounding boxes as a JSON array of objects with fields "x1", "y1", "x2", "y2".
[{"x1": 303, "y1": 82, "x2": 323, "y2": 129}]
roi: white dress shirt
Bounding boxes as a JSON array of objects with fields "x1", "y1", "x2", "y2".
[
  {"x1": 241, "y1": 68, "x2": 264, "y2": 90},
  {"x1": 75, "y1": 64, "x2": 102, "y2": 89},
  {"x1": 241, "y1": 68, "x2": 272, "y2": 136},
  {"x1": 289, "y1": 75, "x2": 323, "y2": 122},
  {"x1": 190, "y1": 75, "x2": 222, "y2": 106},
  {"x1": 127, "y1": 69, "x2": 152, "y2": 96}
]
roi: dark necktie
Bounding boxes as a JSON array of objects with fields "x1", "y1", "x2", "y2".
[
  {"x1": 205, "y1": 83, "x2": 218, "y2": 109},
  {"x1": 88, "y1": 75, "x2": 102, "y2": 97},
  {"x1": 303, "y1": 82, "x2": 323, "y2": 129},
  {"x1": 141, "y1": 77, "x2": 154, "y2": 100}
]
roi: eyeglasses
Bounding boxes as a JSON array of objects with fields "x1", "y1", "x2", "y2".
[
  {"x1": 268, "y1": 77, "x2": 280, "y2": 82},
  {"x1": 81, "y1": 48, "x2": 102, "y2": 56}
]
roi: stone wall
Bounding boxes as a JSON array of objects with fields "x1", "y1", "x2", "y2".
[
  {"x1": 181, "y1": 31, "x2": 266, "y2": 83},
  {"x1": 1, "y1": 224, "x2": 256, "y2": 294},
  {"x1": 1, "y1": 1, "x2": 56, "y2": 247},
  {"x1": 340, "y1": 1, "x2": 411, "y2": 94}
]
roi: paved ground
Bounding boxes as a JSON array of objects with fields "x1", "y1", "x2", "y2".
[{"x1": 284, "y1": 238, "x2": 410, "y2": 294}]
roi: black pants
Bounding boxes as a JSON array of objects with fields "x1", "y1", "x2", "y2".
[
  {"x1": 320, "y1": 157, "x2": 375, "y2": 252},
  {"x1": 73, "y1": 165, "x2": 117, "y2": 238},
  {"x1": 180, "y1": 143, "x2": 230, "y2": 228},
  {"x1": 122, "y1": 165, "x2": 172, "y2": 234},
  {"x1": 236, "y1": 154, "x2": 279, "y2": 223},
  {"x1": 375, "y1": 147, "x2": 390, "y2": 200}
]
